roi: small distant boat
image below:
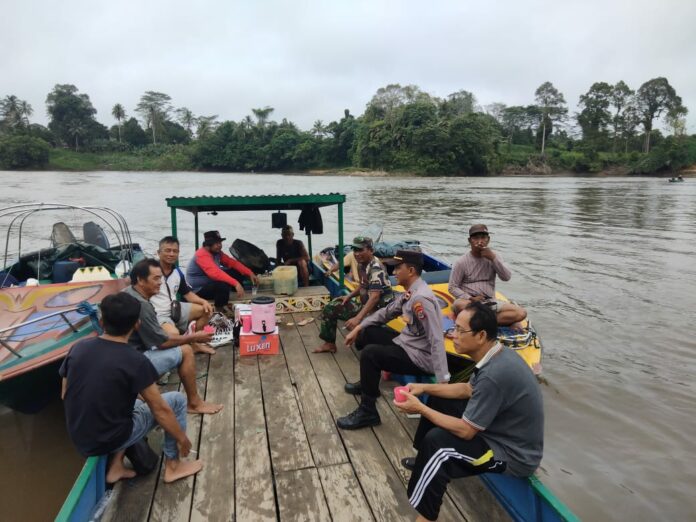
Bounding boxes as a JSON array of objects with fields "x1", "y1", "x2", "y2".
[
  {"x1": 0, "y1": 203, "x2": 143, "y2": 413},
  {"x1": 668, "y1": 176, "x2": 685, "y2": 182}
]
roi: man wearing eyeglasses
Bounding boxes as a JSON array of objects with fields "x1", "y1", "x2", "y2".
[
  {"x1": 336, "y1": 249, "x2": 449, "y2": 430},
  {"x1": 315, "y1": 236, "x2": 392, "y2": 354},
  {"x1": 394, "y1": 301, "x2": 543, "y2": 522},
  {"x1": 448, "y1": 224, "x2": 526, "y2": 327}
]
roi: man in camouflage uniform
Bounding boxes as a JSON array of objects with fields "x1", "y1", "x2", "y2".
[{"x1": 314, "y1": 236, "x2": 393, "y2": 354}]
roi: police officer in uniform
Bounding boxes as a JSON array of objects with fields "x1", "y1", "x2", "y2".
[{"x1": 337, "y1": 250, "x2": 450, "y2": 430}]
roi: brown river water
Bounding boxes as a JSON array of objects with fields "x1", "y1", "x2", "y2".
[{"x1": 1, "y1": 171, "x2": 695, "y2": 520}]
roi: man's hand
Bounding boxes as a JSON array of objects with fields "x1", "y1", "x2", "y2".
[
  {"x1": 344, "y1": 317, "x2": 360, "y2": 330},
  {"x1": 407, "y1": 383, "x2": 427, "y2": 396},
  {"x1": 249, "y1": 274, "x2": 259, "y2": 286},
  {"x1": 480, "y1": 247, "x2": 496, "y2": 261},
  {"x1": 177, "y1": 436, "x2": 192, "y2": 458},
  {"x1": 201, "y1": 301, "x2": 213, "y2": 315},
  {"x1": 192, "y1": 330, "x2": 213, "y2": 343},
  {"x1": 344, "y1": 325, "x2": 361, "y2": 347},
  {"x1": 235, "y1": 283, "x2": 245, "y2": 299},
  {"x1": 393, "y1": 391, "x2": 425, "y2": 414},
  {"x1": 340, "y1": 295, "x2": 352, "y2": 306}
]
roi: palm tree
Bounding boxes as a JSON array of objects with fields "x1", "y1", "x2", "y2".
[
  {"x1": 18, "y1": 100, "x2": 33, "y2": 126},
  {"x1": 0, "y1": 95, "x2": 21, "y2": 127},
  {"x1": 312, "y1": 119, "x2": 325, "y2": 137},
  {"x1": 196, "y1": 115, "x2": 218, "y2": 139},
  {"x1": 112, "y1": 103, "x2": 126, "y2": 143},
  {"x1": 176, "y1": 107, "x2": 196, "y2": 138},
  {"x1": 67, "y1": 120, "x2": 85, "y2": 151},
  {"x1": 251, "y1": 106, "x2": 274, "y2": 127}
]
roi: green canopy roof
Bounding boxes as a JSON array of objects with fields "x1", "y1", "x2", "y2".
[{"x1": 166, "y1": 193, "x2": 346, "y2": 213}]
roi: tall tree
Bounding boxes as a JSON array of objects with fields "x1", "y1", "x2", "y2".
[
  {"x1": 485, "y1": 102, "x2": 507, "y2": 124},
  {"x1": 312, "y1": 119, "x2": 325, "y2": 137},
  {"x1": 534, "y1": 81, "x2": 568, "y2": 155},
  {"x1": 0, "y1": 95, "x2": 27, "y2": 129},
  {"x1": 635, "y1": 77, "x2": 684, "y2": 152},
  {"x1": 18, "y1": 100, "x2": 33, "y2": 126},
  {"x1": 175, "y1": 107, "x2": 196, "y2": 137},
  {"x1": 251, "y1": 106, "x2": 274, "y2": 127},
  {"x1": 135, "y1": 91, "x2": 172, "y2": 145},
  {"x1": 440, "y1": 90, "x2": 478, "y2": 119},
  {"x1": 609, "y1": 81, "x2": 634, "y2": 153},
  {"x1": 67, "y1": 120, "x2": 85, "y2": 151},
  {"x1": 46, "y1": 84, "x2": 103, "y2": 147},
  {"x1": 196, "y1": 115, "x2": 218, "y2": 139},
  {"x1": 576, "y1": 82, "x2": 613, "y2": 149},
  {"x1": 111, "y1": 103, "x2": 126, "y2": 143}
]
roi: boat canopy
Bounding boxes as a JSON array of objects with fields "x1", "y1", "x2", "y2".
[{"x1": 166, "y1": 193, "x2": 348, "y2": 287}]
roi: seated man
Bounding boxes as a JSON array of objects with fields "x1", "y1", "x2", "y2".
[
  {"x1": 337, "y1": 250, "x2": 450, "y2": 430},
  {"x1": 152, "y1": 236, "x2": 215, "y2": 355},
  {"x1": 276, "y1": 225, "x2": 310, "y2": 287},
  {"x1": 315, "y1": 236, "x2": 393, "y2": 353},
  {"x1": 60, "y1": 293, "x2": 203, "y2": 484},
  {"x1": 448, "y1": 224, "x2": 526, "y2": 327},
  {"x1": 186, "y1": 230, "x2": 259, "y2": 311},
  {"x1": 394, "y1": 301, "x2": 544, "y2": 522},
  {"x1": 124, "y1": 259, "x2": 223, "y2": 414}
]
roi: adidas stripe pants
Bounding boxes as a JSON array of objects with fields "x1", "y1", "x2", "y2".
[{"x1": 407, "y1": 398, "x2": 506, "y2": 521}]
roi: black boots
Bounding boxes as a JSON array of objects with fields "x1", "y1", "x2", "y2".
[{"x1": 336, "y1": 396, "x2": 380, "y2": 430}]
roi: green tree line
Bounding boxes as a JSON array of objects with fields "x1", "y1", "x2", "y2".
[{"x1": 0, "y1": 79, "x2": 693, "y2": 174}]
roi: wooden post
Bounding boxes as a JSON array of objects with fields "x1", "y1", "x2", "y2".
[{"x1": 338, "y1": 203, "x2": 344, "y2": 289}]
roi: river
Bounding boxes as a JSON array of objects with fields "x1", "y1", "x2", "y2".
[{"x1": 1, "y1": 171, "x2": 695, "y2": 520}]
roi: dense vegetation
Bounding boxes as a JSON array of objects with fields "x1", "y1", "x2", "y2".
[{"x1": 0, "y1": 79, "x2": 693, "y2": 175}]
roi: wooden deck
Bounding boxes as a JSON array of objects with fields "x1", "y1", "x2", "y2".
[{"x1": 103, "y1": 309, "x2": 509, "y2": 522}]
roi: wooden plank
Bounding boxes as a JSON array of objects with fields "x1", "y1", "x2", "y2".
[
  {"x1": 317, "y1": 464, "x2": 374, "y2": 522},
  {"x1": 292, "y1": 312, "x2": 413, "y2": 521},
  {"x1": 275, "y1": 468, "x2": 331, "y2": 521},
  {"x1": 278, "y1": 320, "x2": 348, "y2": 468},
  {"x1": 149, "y1": 354, "x2": 210, "y2": 522},
  {"x1": 234, "y1": 352, "x2": 277, "y2": 521},
  {"x1": 190, "y1": 346, "x2": 236, "y2": 522},
  {"x1": 258, "y1": 341, "x2": 314, "y2": 472}
]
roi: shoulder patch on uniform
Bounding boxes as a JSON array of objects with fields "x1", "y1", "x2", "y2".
[{"x1": 413, "y1": 301, "x2": 426, "y2": 320}]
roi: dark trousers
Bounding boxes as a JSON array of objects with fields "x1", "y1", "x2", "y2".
[
  {"x1": 196, "y1": 268, "x2": 246, "y2": 308},
  {"x1": 407, "y1": 395, "x2": 507, "y2": 521},
  {"x1": 358, "y1": 326, "x2": 432, "y2": 405}
]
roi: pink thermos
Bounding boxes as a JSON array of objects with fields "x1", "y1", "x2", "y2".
[{"x1": 251, "y1": 296, "x2": 276, "y2": 334}]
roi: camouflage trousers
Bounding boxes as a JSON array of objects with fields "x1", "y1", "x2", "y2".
[{"x1": 319, "y1": 297, "x2": 361, "y2": 343}]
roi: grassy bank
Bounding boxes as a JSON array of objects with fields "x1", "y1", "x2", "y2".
[{"x1": 48, "y1": 148, "x2": 193, "y2": 171}]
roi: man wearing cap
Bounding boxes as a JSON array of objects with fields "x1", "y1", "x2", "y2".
[
  {"x1": 186, "y1": 231, "x2": 259, "y2": 311},
  {"x1": 448, "y1": 224, "x2": 526, "y2": 327},
  {"x1": 336, "y1": 250, "x2": 449, "y2": 430},
  {"x1": 276, "y1": 225, "x2": 310, "y2": 287},
  {"x1": 314, "y1": 236, "x2": 393, "y2": 354}
]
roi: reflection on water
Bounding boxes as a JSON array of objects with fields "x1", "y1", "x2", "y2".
[{"x1": 1, "y1": 172, "x2": 695, "y2": 520}]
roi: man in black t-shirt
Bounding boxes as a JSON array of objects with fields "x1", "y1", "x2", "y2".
[
  {"x1": 276, "y1": 225, "x2": 310, "y2": 286},
  {"x1": 60, "y1": 293, "x2": 204, "y2": 484}
]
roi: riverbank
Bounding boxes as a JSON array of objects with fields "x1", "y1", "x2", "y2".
[{"x1": 37, "y1": 148, "x2": 695, "y2": 177}]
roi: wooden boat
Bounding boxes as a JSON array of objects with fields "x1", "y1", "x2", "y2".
[
  {"x1": 0, "y1": 203, "x2": 143, "y2": 413},
  {"x1": 57, "y1": 194, "x2": 575, "y2": 522},
  {"x1": 668, "y1": 176, "x2": 685, "y2": 182}
]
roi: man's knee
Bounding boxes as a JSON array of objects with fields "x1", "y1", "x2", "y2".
[
  {"x1": 162, "y1": 391, "x2": 187, "y2": 415},
  {"x1": 516, "y1": 306, "x2": 527, "y2": 322},
  {"x1": 181, "y1": 343, "x2": 193, "y2": 360}
]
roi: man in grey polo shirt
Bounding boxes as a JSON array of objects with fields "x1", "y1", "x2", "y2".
[
  {"x1": 394, "y1": 301, "x2": 543, "y2": 522},
  {"x1": 124, "y1": 259, "x2": 223, "y2": 415}
]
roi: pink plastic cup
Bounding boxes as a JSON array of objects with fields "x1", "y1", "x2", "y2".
[
  {"x1": 394, "y1": 386, "x2": 409, "y2": 403},
  {"x1": 241, "y1": 315, "x2": 252, "y2": 333},
  {"x1": 203, "y1": 325, "x2": 215, "y2": 334}
]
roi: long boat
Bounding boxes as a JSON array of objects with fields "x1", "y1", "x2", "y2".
[
  {"x1": 0, "y1": 203, "x2": 143, "y2": 413},
  {"x1": 57, "y1": 194, "x2": 576, "y2": 522}
]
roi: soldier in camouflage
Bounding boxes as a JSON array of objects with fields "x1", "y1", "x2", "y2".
[{"x1": 314, "y1": 236, "x2": 393, "y2": 353}]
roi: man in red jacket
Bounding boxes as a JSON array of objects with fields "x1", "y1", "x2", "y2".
[{"x1": 186, "y1": 231, "x2": 259, "y2": 311}]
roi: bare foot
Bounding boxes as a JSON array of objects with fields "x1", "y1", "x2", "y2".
[
  {"x1": 163, "y1": 458, "x2": 204, "y2": 483},
  {"x1": 188, "y1": 400, "x2": 224, "y2": 414},
  {"x1": 313, "y1": 342, "x2": 337, "y2": 354},
  {"x1": 192, "y1": 342, "x2": 216, "y2": 355},
  {"x1": 106, "y1": 452, "x2": 137, "y2": 484}
]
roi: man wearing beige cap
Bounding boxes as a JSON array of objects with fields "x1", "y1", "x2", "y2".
[
  {"x1": 315, "y1": 236, "x2": 392, "y2": 353},
  {"x1": 448, "y1": 224, "x2": 526, "y2": 327}
]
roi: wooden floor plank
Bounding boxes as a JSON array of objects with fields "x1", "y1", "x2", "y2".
[
  {"x1": 258, "y1": 342, "x2": 314, "y2": 473},
  {"x1": 234, "y1": 352, "x2": 277, "y2": 521},
  {"x1": 317, "y1": 464, "x2": 375, "y2": 522},
  {"x1": 275, "y1": 468, "x2": 331, "y2": 522},
  {"x1": 292, "y1": 312, "x2": 414, "y2": 521},
  {"x1": 278, "y1": 320, "x2": 348, "y2": 468},
  {"x1": 149, "y1": 354, "x2": 210, "y2": 522},
  {"x1": 190, "y1": 347, "x2": 236, "y2": 522}
]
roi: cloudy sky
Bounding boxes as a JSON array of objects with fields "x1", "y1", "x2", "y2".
[{"x1": 2, "y1": 0, "x2": 695, "y2": 132}]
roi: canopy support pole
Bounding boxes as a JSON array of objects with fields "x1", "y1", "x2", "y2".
[{"x1": 338, "y1": 203, "x2": 344, "y2": 289}]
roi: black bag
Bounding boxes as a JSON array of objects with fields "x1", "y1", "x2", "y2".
[
  {"x1": 124, "y1": 437, "x2": 159, "y2": 475},
  {"x1": 170, "y1": 300, "x2": 182, "y2": 322}
]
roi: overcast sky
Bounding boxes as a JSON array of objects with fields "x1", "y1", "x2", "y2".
[{"x1": 2, "y1": 0, "x2": 695, "y2": 133}]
